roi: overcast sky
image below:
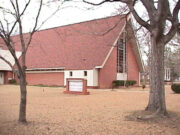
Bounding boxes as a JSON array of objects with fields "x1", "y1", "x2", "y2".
[
  {"x1": 0, "y1": 0, "x2": 178, "y2": 33},
  {"x1": 0, "y1": 0, "x2": 149, "y2": 33},
  {"x1": 0, "y1": 0, "x2": 126, "y2": 33},
  {"x1": 38, "y1": 1, "x2": 123, "y2": 30}
]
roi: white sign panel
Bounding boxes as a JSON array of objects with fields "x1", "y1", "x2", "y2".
[{"x1": 69, "y1": 80, "x2": 83, "y2": 92}]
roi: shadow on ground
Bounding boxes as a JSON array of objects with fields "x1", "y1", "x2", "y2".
[{"x1": 125, "y1": 110, "x2": 180, "y2": 135}]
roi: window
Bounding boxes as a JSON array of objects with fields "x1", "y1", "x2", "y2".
[
  {"x1": 70, "y1": 71, "x2": 73, "y2": 76},
  {"x1": 117, "y1": 32, "x2": 127, "y2": 73},
  {"x1": 84, "y1": 71, "x2": 87, "y2": 76}
]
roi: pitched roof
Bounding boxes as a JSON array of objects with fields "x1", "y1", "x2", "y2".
[{"x1": 2, "y1": 15, "x2": 127, "y2": 70}]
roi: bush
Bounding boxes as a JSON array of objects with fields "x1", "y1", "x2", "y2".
[
  {"x1": 9, "y1": 79, "x2": 17, "y2": 84},
  {"x1": 113, "y1": 80, "x2": 137, "y2": 87},
  {"x1": 171, "y1": 84, "x2": 180, "y2": 93}
]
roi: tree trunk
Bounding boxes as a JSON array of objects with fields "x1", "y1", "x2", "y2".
[
  {"x1": 146, "y1": 35, "x2": 167, "y2": 115},
  {"x1": 19, "y1": 75, "x2": 27, "y2": 123}
]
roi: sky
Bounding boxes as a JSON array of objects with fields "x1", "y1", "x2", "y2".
[
  {"x1": 0, "y1": 0, "x2": 125, "y2": 33},
  {"x1": 0, "y1": 0, "x2": 178, "y2": 33},
  {"x1": 0, "y1": 0, "x2": 149, "y2": 33},
  {"x1": 38, "y1": 1, "x2": 123, "y2": 30}
]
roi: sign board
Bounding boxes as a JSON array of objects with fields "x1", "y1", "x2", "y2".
[
  {"x1": 64, "y1": 78, "x2": 89, "y2": 95},
  {"x1": 69, "y1": 80, "x2": 83, "y2": 92}
]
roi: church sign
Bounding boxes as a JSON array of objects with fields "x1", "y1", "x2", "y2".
[{"x1": 64, "y1": 78, "x2": 89, "y2": 95}]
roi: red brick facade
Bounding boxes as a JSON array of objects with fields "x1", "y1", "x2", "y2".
[
  {"x1": 4, "y1": 71, "x2": 13, "y2": 84},
  {"x1": 26, "y1": 72, "x2": 64, "y2": 86},
  {"x1": 127, "y1": 41, "x2": 140, "y2": 85},
  {"x1": 98, "y1": 46, "x2": 118, "y2": 88},
  {"x1": 98, "y1": 41, "x2": 140, "y2": 88},
  {"x1": 3, "y1": 41, "x2": 140, "y2": 88},
  {"x1": 1, "y1": 16, "x2": 142, "y2": 88}
]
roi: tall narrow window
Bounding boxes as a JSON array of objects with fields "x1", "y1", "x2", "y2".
[
  {"x1": 70, "y1": 71, "x2": 73, "y2": 77},
  {"x1": 84, "y1": 71, "x2": 87, "y2": 76},
  {"x1": 117, "y1": 32, "x2": 127, "y2": 73}
]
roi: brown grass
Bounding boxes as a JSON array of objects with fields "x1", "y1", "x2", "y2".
[{"x1": 0, "y1": 85, "x2": 180, "y2": 135}]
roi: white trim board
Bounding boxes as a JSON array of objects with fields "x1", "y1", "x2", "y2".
[{"x1": 96, "y1": 16, "x2": 129, "y2": 69}]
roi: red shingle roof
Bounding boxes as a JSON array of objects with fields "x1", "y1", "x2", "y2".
[{"x1": 2, "y1": 15, "x2": 127, "y2": 70}]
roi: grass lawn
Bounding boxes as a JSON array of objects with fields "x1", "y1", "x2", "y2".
[{"x1": 0, "y1": 85, "x2": 180, "y2": 135}]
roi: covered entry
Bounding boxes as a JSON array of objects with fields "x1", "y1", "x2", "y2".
[
  {"x1": 0, "y1": 72, "x2": 4, "y2": 84},
  {"x1": 0, "y1": 50, "x2": 22, "y2": 85}
]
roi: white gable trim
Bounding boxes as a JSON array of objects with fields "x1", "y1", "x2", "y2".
[{"x1": 95, "y1": 16, "x2": 129, "y2": 69}]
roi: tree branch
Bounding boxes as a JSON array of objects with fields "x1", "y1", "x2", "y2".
[
  {"x1": 163, "y1": 0, "x2": 180, "y2": 44},
  {"x1": 127, "y1": 2, "x2": 151, "y2": 30},
  {"x1": 0, "y1": 29, "x2": 22, "y2": 76},
  {"x1": 0, "y1": 55, "x2": 15, "y2": 72},
  {"x1": 9, "y1": 0, "x2": 31, "y2": 35},
  {"x1": 172, "y1": 0, "x2": 180, "y2": 22},
  {"x1": 83, "y1": 0, "x2": 151, "y2": 30},
  {"x1": 10, "y1": 0, "x2": 17, "y2": 15},
  {"x1": 0, "y1": 21, "x2": 7, "y2": 38},
  {"x1": 82, "y1": 0, "x2": 121, "y2": 6},
  {"x1": 140, "y1": 0, "x2": 157, "y2": 21},
  {"x1": 25, "y1": 0, "x2": 43, "y2": 52}
]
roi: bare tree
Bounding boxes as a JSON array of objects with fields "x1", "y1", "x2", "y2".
[
  {"x1": 0, "y1": 0, "x2": 67, "y2": 123},
  {"x1": 83, "y1": 0, "x2": 180, "y2": 117},
  {"x1": 0, "y1": 0, "x2": 44, "y2": 123}
]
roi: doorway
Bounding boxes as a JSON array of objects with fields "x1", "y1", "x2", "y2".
[{"x1": 0, "y1": 72, "x2": 4, "y2": 84}]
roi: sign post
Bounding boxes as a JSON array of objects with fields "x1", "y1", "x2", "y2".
[{"x1": 64, "y1": 78, "x2": 89, "y2": 95}]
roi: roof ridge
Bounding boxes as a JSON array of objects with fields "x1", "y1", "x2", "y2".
[
  {"x1": 37, "y1": 14, "x2": 125, "y2": 33},
  {"x1": 4, "y1": 14, "x2": 125, "y2": 37}
]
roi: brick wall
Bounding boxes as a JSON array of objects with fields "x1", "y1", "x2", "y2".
[
  {"x1": 4, "y1": 71, "x2": 13, "y2": 84},
  {"x1": 98, "y1": 40, "x2": 140, "y2": 88},
  {"x1": 26, "y1": 72, "x2": 64, "y2": 86},
  {"x1": 127, "y1": 41, "x2": 140, "y2": 85},
  {"x1": 98, "y1": 46, "x2": 117, "y2": 88}
]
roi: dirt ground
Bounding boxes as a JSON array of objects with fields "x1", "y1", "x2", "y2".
[{"x1": 0, "y1": 85, "x2": 180, "y2": 135}]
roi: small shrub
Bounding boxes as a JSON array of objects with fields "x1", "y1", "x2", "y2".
[
  {"x1": 9, "y1": 79, "x2": 17, "y2": 84},
  {"x1": 142, "y1": 84, "x2": 146, "y2": 89},
  {"x1": 171, "y1": 84, "x2": 180, "y2": 94},
  {"x1": 113, "y1": 80, "x2": 136, "y2": 87}
]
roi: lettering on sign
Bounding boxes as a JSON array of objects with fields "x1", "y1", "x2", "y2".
[{"x1": 69, "y1": 80, "x2": 83, "y2": 92}]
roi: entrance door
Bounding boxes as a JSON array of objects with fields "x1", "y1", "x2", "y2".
[{"x1": 0, "y1": 72, "x2": 4, "y2": 84}]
